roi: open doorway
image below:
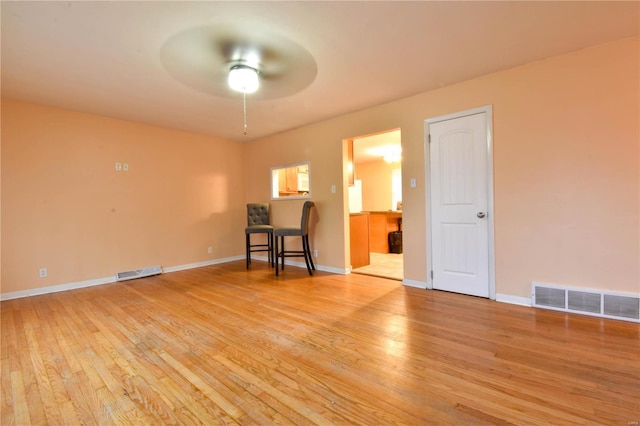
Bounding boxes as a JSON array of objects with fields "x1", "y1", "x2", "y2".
[{"x1": 346, "y1": 129, "x2": 403, "y2": 280}]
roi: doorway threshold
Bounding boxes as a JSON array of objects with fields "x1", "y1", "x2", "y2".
[{"x1": 352, "y1": 252, "x2": 403, "y2": 281}]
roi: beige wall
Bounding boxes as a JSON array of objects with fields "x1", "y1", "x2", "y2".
[
  {"x1": 1, "y1": 100, "x2": 247, "y2": 294},
  {"x1": 356, "y1": 159, "x2": 399, "y2": 212},
  {"x1": 2, "y1": 37, "x2": 638, "y2": 300},
  {"x1": 246, "y1": 37, "x2": 639, "y2": 297}
]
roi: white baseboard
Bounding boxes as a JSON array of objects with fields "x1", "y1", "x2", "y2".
[
  {"x1": 317, "y1": 265, "x2": 349, "y2": 274},
  {"x1": 1, "y1": 275, "x2": 116, "y2": 301},
  {"x1": 402, "y1": 279, "x2": 428, "y2": 289},
  {"x1": 163, "y1": 255, "x2": 244, "y2": 273},
  {"x1": 1, "y1": 257, "x2": 535, "y2": 309},
  {"x1": 496, "y1": 293, "x2": 531, "y2": 307},
  {"x1": 1, "y1": 255, "x2": 244, "y2": 301},
  {"x1": 252, "y1": 255, "x2": 349, "y2": 275},
  {"x1": 1, "y1": 255, "x2": 349, "y2": 301}
]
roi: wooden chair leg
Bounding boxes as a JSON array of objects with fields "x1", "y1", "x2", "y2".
[
  {"x1": 269, "y1": 233, "x2": 274, "y2": 267},
  {"x1": 275, "y1": 235, "x2": 279, "y2": 276},
  {"x1": 245, "y1": 233, "x2": 250, "y2": 269},
  {"x1": 266, "y1": 233, "x2": 270, "y2": 266},
  {"x1": 304, "y1": 235, "x2": 315, "y2": 271},
  {"x1": 280, "y1": 236, "x2": 285, "y2": 271},
  {"x1": 274, "y1": 234, "x2": 314, "y2": 276},
  {"x1": 301, "y1": 236, "x2": 313, "y2": 275}
]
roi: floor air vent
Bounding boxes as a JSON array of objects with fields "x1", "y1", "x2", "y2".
[
  {"x1": 116, "y1": 265, "x2": 162, "y2": 282},
  {"x1": 532, "y1": 282, "x2": 639, "y2": 323}
]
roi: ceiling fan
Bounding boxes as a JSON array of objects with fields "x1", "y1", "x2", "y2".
[
  {"x1": 160, "y1": 24, "x2": 317, "y2": 135},
  {"x1": 161, "y1": 24, "x2": 318, "y2": 99}
]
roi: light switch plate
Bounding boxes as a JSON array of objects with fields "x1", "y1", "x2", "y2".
[{"x1": 410, "y1": 178, "x2": 417, "y2": 188}]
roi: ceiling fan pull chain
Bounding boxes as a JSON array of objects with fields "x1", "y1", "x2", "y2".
[{"x1": 243, "y1": 91, "x2": 248, "y2": 136}]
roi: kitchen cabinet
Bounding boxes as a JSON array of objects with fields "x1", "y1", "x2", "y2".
[
  {"x1": 368, "y1": 211, "x2": 402, "y2": 253},
  {"x1": 349, "y1": 213, "x2": 370, "y2": 268},
  {"x1": 272, "y1": 162, "x2": 311, "y2": 199},
  {"x1": 278, "y1": 166, "x2": 309, "y2": 195},
  {"x1": 285, "y1": 168, "x2": 299, "y2": 192},
  {"x1": 347, "y1": 139, "x2": 354, "y2": 186},
  {"x1": 278, "y1": 168, "x2": 301, "y2": 195}
]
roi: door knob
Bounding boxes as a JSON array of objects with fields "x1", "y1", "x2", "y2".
[{"x1": 477, "y1": 212, "x2": 486, "y2": 218}]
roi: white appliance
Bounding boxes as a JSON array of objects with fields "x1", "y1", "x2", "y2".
[
  {"x1": 297, "y1": 172, "x2": 309, "y2": 191},
  {"x1": 348, "y1": 179, "x2": 363, "y2": 213}
]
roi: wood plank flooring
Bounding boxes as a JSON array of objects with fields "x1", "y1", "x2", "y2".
[{"x1": 2, "y1": 260, "x2": 639, "y2": 425}]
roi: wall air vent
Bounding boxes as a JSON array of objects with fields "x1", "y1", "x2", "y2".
[
  {"x1": 532, "y1": 282, "x2": 639, "y2": 323},
  {"x1": 116, "y1": 265, "x2": 162, "y2": 282},
  {"x1": 603, "y1": 294, "x2": 640, "y2": 320}
]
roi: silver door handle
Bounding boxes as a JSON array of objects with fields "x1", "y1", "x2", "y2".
[{"x1": 477, "y1": 212, "x2": 486, "y2": 218}]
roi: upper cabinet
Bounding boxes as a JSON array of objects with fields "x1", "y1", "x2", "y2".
[
  {"x1": 347, "y1": 139, "x2": 355, "y2": 186},
  {"x1": 285, "y1": 167, "x2": 299, "y2": 192},
  {"x1": 271, "y1": 162, "x2": 311, "y2": 200}
]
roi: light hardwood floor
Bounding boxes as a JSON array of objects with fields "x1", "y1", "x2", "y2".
[{"x1": 2, "y1": 260, "x2": 639, "y2": 424}]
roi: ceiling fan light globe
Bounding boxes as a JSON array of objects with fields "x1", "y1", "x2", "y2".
[{"x1": 228, "y1": 66, "x2": 259, "y2": 94}]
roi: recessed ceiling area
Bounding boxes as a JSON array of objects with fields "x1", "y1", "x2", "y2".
[
  {"x1": 1, "y1": 1, "x2": 638, "y2": 142},
  {"x1": 353, "y1": 130, "x2": 401, "y2": 165}
]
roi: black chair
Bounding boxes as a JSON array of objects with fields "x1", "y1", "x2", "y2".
[
  {"x1": 274, "y1": 201, "x2": 315, "y2": 276},
  {"x1": 245, "y1": 203, "x2": 274, "y2": 269}
]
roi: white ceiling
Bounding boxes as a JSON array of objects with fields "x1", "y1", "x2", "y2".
[{"x1": 2, "y1": 1, "x2": 638, "y2": 142}]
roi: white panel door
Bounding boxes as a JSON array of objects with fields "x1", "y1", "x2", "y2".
[{"x1": 430, "y1": 112, "x2": 489, "y2": 297}]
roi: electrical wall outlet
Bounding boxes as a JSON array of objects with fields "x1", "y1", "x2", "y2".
[
  {"x1": 115, "y1": 162, "x2": 122, "y2": 171},
  {"x1": 313, "y1": 249, "x2": 318, "y2": 258},
  {"x1": 208, "y1": 247, "x2": 213, "y2": 254},
  {"x1": 123, "y1": 163, "x2": 129, "y2": 171},
  {"x1": 39, "y1": 267, "x2": 47, "y2": 278}
]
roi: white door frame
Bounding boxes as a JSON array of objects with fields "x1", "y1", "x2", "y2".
[{"x1": 424, "y1": 105, "x2": 496, "y2": 299}]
